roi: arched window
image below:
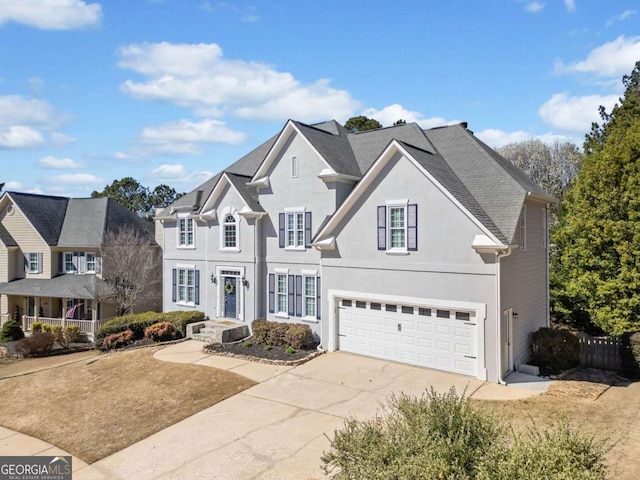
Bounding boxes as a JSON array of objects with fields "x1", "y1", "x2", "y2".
[{"x1": 223, "y1": 214, "x2": 237, "y2": 248}]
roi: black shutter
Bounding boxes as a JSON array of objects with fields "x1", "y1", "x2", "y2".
[
  {"x1": 316, "y1": 277, "x2": 321, "y2": 320},
  {"x1": 288, "y1": 274, "x2": 295, "y2": 316},
  {"x1": 278, "y1": 213, "x2": 285, "y2": 248},
  {"x1": 194, "y1": 270, "x2": 200, "y2": 305},
  {"x1": 295, "y1": 275, "x2": 302, "y2": 317},
  {"x1": 268, "y1": 273, "x2": 275, "y2": 313},
  {"x1": 377, "y1": 206, "x2": 386, "y2": 250},
  {"x1": 408, "y1": 204, "x2": 418, "y2": 251},
  {"x1": 23, "y1": 253, "x2": 28, "y2": 273},
  {"x1": 58, "y1": 252, "x2": 63, "y2": 273},
  {"x1": 305, "y1": 212, "x2": 312, "y2": 248},
  {"x1": 172, "y1": 269, "x2": 177, "y2": 302}
]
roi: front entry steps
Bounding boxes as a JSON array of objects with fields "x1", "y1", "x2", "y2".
[{"x1": 187, "y1": 320, "x2": 249, "y2": 343}]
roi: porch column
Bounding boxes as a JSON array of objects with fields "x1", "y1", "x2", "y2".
[{"x1": 35, "y1": 297, "x2": 40, "y2": 320}]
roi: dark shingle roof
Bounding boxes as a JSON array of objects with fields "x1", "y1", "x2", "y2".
[
  {"x1": 0, "y1": 223, "x2": 17, "y2": 246},
  {"x1": 293, "y1": 121, "x2": 360, "y2": 177},
  {"x1": 9, "y1": 192, "x2": 69, "y2": 246},
  {"x1": 226, "y1": 173, "x2": 264, "y2": 212},
  {"x1": 0, "y1": 274, "x2": 115, "y2": 299}
]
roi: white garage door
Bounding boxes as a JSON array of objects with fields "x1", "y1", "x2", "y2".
[{"x1": 338, "y1": 298, "x2": 477, "y2": 377}]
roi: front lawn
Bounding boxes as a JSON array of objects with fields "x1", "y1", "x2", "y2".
[{"x1": 0, "y1": 347, "x2": 255, "y2": 463}]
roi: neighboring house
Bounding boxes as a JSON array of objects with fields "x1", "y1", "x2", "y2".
[
  {"x1": 0, "y1": 192, "x2": 161, "y2": 339},
  {"x1": 157, "y1": 119, "x2": 555, "y2": 383}
]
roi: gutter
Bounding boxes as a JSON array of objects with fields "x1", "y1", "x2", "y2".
[{"x1": 495, "y1": 247, "x2": 514, "y2": 385}]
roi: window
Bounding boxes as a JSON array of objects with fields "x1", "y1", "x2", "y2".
[
  {"x1": 291, "y1": 156, "x2": 298, "y2": 178},
  {"x1": 402, "y1": 306, "x2": 414, "y2": 314},
  {"x1": 223, "y1": 214, "x2": 237, "y2": 248},
  {"x1": 437, "y1": 310, "x2": 450, "y2": 318},
  {"x1": 378, "y1": 203, "x2": 417, "y2": 252},
  {"x1": 371, "y1": 302, "x2": 382, "y2": 310},
  {"x1": 177, "y1": 269, "x2": 195, "y2": 304},
  {"x1": 418, "y1": 308, "x2": 432, "y2": 316},
  {"x1": 287, "y1": 211, "x2": 304, "y2": 248},
  {"x1": 386, "y1": 304, "x2": 397, "y2": 312},
  {"x1": 356, "y1": 300, "x2": 366, "y2": 309},
  {"x1": 304, "y1": 276, "x2": 316, "y2": 317},
  {"x1": 517, "y1": 205, "x2": 526, "y2": 251},
  {"x1": 342, "y1": 299, "x2": 352, "y2": 307},
  {"x1": 277, "y1": 274, "x2": 288, "y2": 314},
  {"x1": 541, "y1": 208, "x2": 547, "y2": 249},
  {"x1": 456, "y1": 312, "x2": 470, "y2": 321},
  {"x1": 85, "y1": 299, "x2": 93, "y2": 320},
  {"x1": 64, "y1": 252, "x2": 75, "y2": 273},
  {"x1": 178, "y1": 217, "x2": 194, "y2": 247},
  {"x1": 28, "y1": 253, "x2": 39, "y2": 273},
  {"x1": 86, "y1": 253, "x2": 96, "y2": 273}
]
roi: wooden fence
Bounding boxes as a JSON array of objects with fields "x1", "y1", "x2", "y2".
[{"x1": 577, "y1": 332, "x2": 622, "y2": 371}]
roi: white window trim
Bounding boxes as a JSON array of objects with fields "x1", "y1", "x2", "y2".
[
  {"x1": 219, "y1": 207, "x2": 240, "y2": 253},
  {"x1": 64, "y1": 252, "x2": 76, "y2": 273},
  {"x1": 284, "y1": 207, "x2": 306, "y2": 251},
  {"x1": 85, "y1": 252, "x2": 96, "y2": 273},
  {"x1": 291, "y1": 155, "x2": 298, "y2": 178},
  {"x1": 518, "y1": 205, "x2": 527, "y2": 251},
  {"x1": 275, "y1": 272, "x2": 289, "y2": 318},
  {"x1": 302, "y1": 275, "x2": 317, "y2": 321},
  {"x1": 28, "y1": 253, "x2": 39, "y2": 273},
  {"x1": 215, "y1": 265, "x2": 245, "y2": 321},
  {"x1": 176, "y1": 267, "x2": 196, "y2": 306},
  {"x1": 386, "y1": 201, "x2": 409, "y2": 255},
  {"x1": 177, "y1": 216, "x2": 195, "y2": 249}
]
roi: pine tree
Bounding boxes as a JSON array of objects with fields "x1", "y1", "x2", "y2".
[{"x1": 551, "y1": 61, "x2": 640, "y2": 335}]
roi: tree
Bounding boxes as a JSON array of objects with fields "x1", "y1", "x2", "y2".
[
  {"x1": 92, "y1": 178, "x2": 182, "y2": 220},
  {"x1": 551, "y1": 61, "x2": 640, "y2": 335},
  {"x1": 100, "y1": 226, "x2": 161, "y2": 317},
  {"x1": 498, "y1": 139, "x2": 583, "y2": 228},
  {"x1": 343, "y1": 115, "x2": 382, "y2": 132},
  {"x1": 0, "y1": 182, "x2": 4, "y2": 193},
  {"x1": 393, "y1": 119, "x2": 407, "y2": 126}
]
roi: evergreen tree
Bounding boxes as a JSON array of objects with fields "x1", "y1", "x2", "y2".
[{"x1": 551, "y1": 61, "x2": 640, "y2": 335}]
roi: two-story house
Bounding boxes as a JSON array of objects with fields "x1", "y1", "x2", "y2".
[
  {"x1": 0, "y1": 192, "x2": 161, "y2": 339},
  {"x1": 157, "y1": 119, "x2": 555, "y2": 384}
]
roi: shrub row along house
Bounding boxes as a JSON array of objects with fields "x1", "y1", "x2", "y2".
[
  {"x1": 0, "y1": 192, "x2": 161, "y2": 339},
  {"x1": 157, "y1": 119, "x2": 555, "y2": 383}
]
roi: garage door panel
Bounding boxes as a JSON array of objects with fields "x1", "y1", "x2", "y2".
[{"x1": 338, "y1": 298, "x2": 478, "y2": 377}]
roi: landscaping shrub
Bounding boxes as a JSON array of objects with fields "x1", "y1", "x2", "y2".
[
  {"x1": 31, "y1": 321, "x2": 44, "y2": 333},
  {"x1": 0, "y1": 319, "x2": 25, "y2": 342},
  {"x1": 102, "y1": 329, "x2": 134, "y2": 350},
  {"x1": 322, "y1": 389, "x2": 610, "y2": 480},
  {"x1": 15, "y1": 332, "x2": 55, "y2": 355},
  {"x1": 95, "y1": 310, "x2": 204, "y2": 348},
  {"x1": 284, "y1": 323, "x2": 313, "y2": 349},
  {"x1": 251, "y1": 319, "x2": 313, "y2": 348},
  {"x1": 51, "y1": 325, "x2": 81, "y2": 348},
  {"x1": 531, "y1": 327, "x2": 580, "y2": 372},
  {"x1": 144, "y1": 321, "x2": 178, "y2": 342},
  {"x1": 621, "y1": 331, "x2": 640, "y2": 378}
]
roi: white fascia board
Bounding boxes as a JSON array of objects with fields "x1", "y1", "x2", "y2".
[
  {"x1": 471, "y1": 234, "x2": 509, "y2": 254},
  {"x1": 310, "y1": 236, "x2": 336, "y2": 250},
  {"x1": 317, "y1": 168, "x2": 360, "y2": 184},
  {"x1": 198, "y1": 209, "x2": 217, "y2": 221},
  {"x1": 527, "y1": 191, "x2": 559, "y2": 204},
  {"x1": 200, "y1": 173, "x2": 253, "y2": 217},
  {"x1": 246, "y1": 176, "x2": 270, "y2": 189},
  {"x1": 250, "y1": 120, "x2": 335, "y2": 182},
  {"x1": 238, "y1": 205, "x2": 265, "y2": 219}
]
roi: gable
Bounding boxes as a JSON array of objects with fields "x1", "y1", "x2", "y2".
[
  {"x1": 4, "y1": 192, "x2": 68, "y2": 246},
  {"x1": 0, "y1": 195, "x2": 50, "y2": 250}
]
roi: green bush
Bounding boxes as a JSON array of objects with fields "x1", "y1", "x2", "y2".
[
  {"x1": 144, "y1": 321, "x2": 178, "y2": 342},
  {"x1": 322, "y1": 389, "x2": 609, "y2": 480},
  {"x1": 251, "y1": 319, "x2": 313, "y2": 348},
  {"x1": 531, "y1": 327, "x2": 580, "y2": 373},
  {"x1": 102, "y1": 329, "x2": 134, "y2": 350},
  {"x1": 15, "y1": 332, "x2": 55, "y2": 355},
  {"x1": 0, "y1": 319, "x2": 25, "y2": 342},
  {"x1": 322, "y1": 387, "x2": 503, "y2": 479},
  {"x1": 621, "y1": 331, "x2": 640, "y2": 378},
  {"x1": 51, "y1": 325, "x2": 81, "y2": 348},
  {"x1": 31, "y1": 321, "x2": 44, "y2": 334},
  {"x1": 95, "y1": 311, "x2": 204, "y2": 348}
]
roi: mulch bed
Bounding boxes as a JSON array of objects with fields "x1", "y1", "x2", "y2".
[
  {"x1": 204, "y1": 340, "x2": 322, "y2": 366},
  {"x1": 545, "y1": 367, "x2": 630, "y2": 400}
]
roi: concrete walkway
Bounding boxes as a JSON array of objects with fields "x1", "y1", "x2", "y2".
[{"x1": 4, "y1": 340, "x2": 550, "y2": 480}]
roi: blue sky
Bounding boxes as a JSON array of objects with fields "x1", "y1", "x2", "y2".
[{"x1": 0, "y1": 0, "x2": 638, "y2": 198}]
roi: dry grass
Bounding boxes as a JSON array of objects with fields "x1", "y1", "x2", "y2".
[
  {"x1": 0, "y1": 347, "x2": 255, "y2": 463},
  {"x1": 472, "y1": 381, "x2": 640, "y2": 480}
]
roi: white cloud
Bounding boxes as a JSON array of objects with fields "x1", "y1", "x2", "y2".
[
  {"x1": 361, "y1": 104, "x2": 460, "y2": 129},
  {"x1": 0, "y1": 125, "x2": 45, "y2": 148},
  {"x1": 200, "y1": 2, "x2": 258, "y2": 22},
  {"x1": 49, "y1": 173, "x2": 102, "y2": 184},
  {"x1": 0, "y1": 0, "x2": 102, "y2": 30},
  {"x1": 556, "y1": 36, "x2": 640, "y2": 77},
  {"x1": 4, "y1": 181, "x2": 22, "y2": 190},
  {"x1": 525, "y1": 2, "x2": 545, "y2": 13},
  {"x1": 475, "y1": 129, "x2": 575, "y2": 149},
  {"x1": 539, "y1": 93, "x2": 619, "y2": 133},
  {"x1": 564, "y1": 0, "x2": 576, "y2": 12},
  {"x1": 0, "y1": 95, "x2": 61, "y2": 129},
  {"x1": 37, "y1": 155, "x2": 82, "y2": 169},
  {"x1": 118, "y1": 42, "x2": 359, "y2": 123},
  {"x1": 50, "y1": 132, "x2": 76, "y2": 148},
  {"x1": 150, "y1": 163, "x2": 214, "y2": 185},
  {"x1": 140, "y1": 119, "x2": 246, "y2": 145},
  {"x1": 605, "y1": 10, "x2": 637, "y2": 28}
]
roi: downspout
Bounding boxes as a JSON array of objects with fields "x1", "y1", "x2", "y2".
[
  {"x1": 496, "y1": 247, "x2": 514, "y2": 385},
  {"x1": 254, "y1": 216, "x2": 260, "y2": 325}
]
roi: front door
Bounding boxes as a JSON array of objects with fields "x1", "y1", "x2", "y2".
[{"x1": 223, "y1": 276, "x2": 237, "y2": 319}]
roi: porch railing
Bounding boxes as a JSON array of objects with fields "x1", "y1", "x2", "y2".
[{"x1": 22, "y1": 315, "x2": 111, "y2": 340}]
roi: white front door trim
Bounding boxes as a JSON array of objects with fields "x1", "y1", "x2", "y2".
[
  {"x1": 215, "y1": 265, "x2": 245, "y2": 321},
  {"x1": 327, "y1": 289, "x2": 487, "y2": 380}
]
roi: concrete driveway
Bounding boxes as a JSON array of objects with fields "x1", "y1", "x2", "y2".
[{"x1": 64, "y1": 341, "x2": 541, "y2": 480}]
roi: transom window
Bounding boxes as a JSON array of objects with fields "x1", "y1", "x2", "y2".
[
  {"x1": 224, "y1": 215, "x2": 237, "y2": 248},
  {"x1": 286, "y1": 212, "x2": 305, "y2": 248},
  {"x1": 291, "y1": 156, "x2": 298, "y2": 178},
  {"x1": 304, "y1": 276, "x2": 316, "y2": 317},
  {"x1": 389, "y1": 206, "x2": 406, "y2": 249},
  {"x1": 178, "y1": 218, "x2": 194, "y2": 247},
  {"x1": 28, "y1": 253, "x2": 39, "y2": 273},
  {"x1": 277, "y1": 274, "x2": 288, "y2": 314},
  {"x1": 86, "y1": 253, "x2": 96, "y2": 273},
  {"x1": 177, "y1": 268, "x2": 195, "y2": 304},
  {"x1": 64, "y1": 252, "x2": 75, "y2": 273}
]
